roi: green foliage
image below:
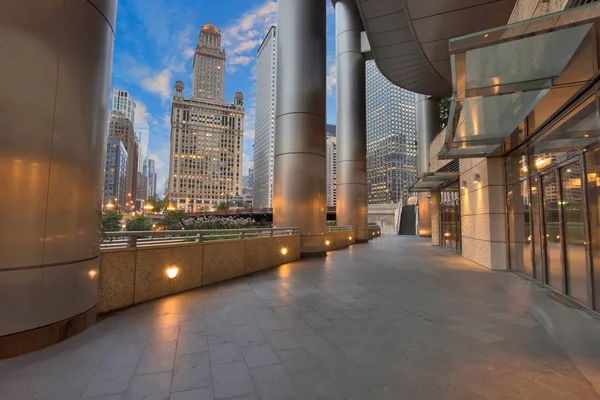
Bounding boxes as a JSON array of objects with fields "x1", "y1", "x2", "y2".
[
  {"x1": 125, "y1": 215, "x2": 153, "y2": 231},
  {"x1": 215, "y1": 202, "x2": 228, "y2": 210},
  {"x1": 162, "y1": 210, "x2": 187, "y2": 230},
  {"x1": 326, "y1": 221, "x2": 337, "y2": 226},
  {"x1": 102, "y1": 209, "x2": 123, "y2": 234},
  {"x1": 148, "y1": 194, "x2": 165, "y2": 212},
  {"x1": 439, "y1": 97, "x2": 451, "y2": 131}
]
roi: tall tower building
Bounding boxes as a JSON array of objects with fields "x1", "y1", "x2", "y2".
[
  {"x1": 326, "y1": 135, "x2": 337, "y2": 207},
  {"x1": 366, "y1": 60, "x2": 417, "y2": 205},
  {"x1": 134, "y1": 123, "x2": 150, "y2": 174},
  {"x1": 192, "y1": 23, "x2": 226, "y2": 101},
  {"x1": 148, "y1": 159, "x2": 157, "y2": 197},
  {"x1": 112, "y1": 88, "x2": 136, "y2": 125},
  {"x1": 168, "y1": 23, "x2": 245, "y2": 212},
  {"x1": 103, "y1": 138, "x2": 128, "y2": 208},
  {"x1": 108, "y1": 111, "x2": 137, "y2": 208},
  {"x1": 253, "y1": 26, "x2": 277, "y2": 209}
]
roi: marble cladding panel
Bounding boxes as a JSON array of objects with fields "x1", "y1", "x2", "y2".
[
  {"x1": 461, "y1": 214, "x2": 491, "y2": 242},
  {"x1": 134, "y1": 244, "x2": 203, "y2": 304},
  {"x1": 98, "y1": 249, "x2": 135, "y2": 313},
  {"x1": 273, "y1": 234, "x2": 301, "y2": 264},
  {"x1": 326, "y1": 230, "x2": 354, "y2": 251},
  {"x1": 462, "y1": 236, "x2": 492, "y2": 270},
  {"x1": 245, "y1": 237, "x2": 275, "y2": 274},
  {"x1": 490, "y1": 241, "x2": 509, "y2": 270},
  {"x1": 202, "y1": 240, "x2": 245, "y2": 285},
  {"x1": 367, "y1": 227, "x2": 381, "y2": 239}
]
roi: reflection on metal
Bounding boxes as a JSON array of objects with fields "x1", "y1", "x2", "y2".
[
  {"x1": 409, "y1": 172, "x2": 460, "y2": 192},
  {"x1": 441, "y1": 3, "x2": 600, "y2": 159},
  {"x1": 273, "y1": 0, "x2": 327, "y2": 255},
  {"x1": 335, "y1": 0, "x2": 368, "y2": 242},
  {"x1": 416, "y1": 95, "x2": 440, "y2": 176}
]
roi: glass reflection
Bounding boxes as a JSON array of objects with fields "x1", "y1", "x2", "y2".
[
  {"x1": 531, "y1": 177, "x2": 543, "y2": 280},
  {"x1": 561, "y1": 162, "x2": 587, "y2": 305},
  {"x1": 543, "y1": 172, "x2": 564, "y2": 292},
  {"x1": 440, "y1": 184, "x2": 461, "y2": 253},
  {"x1": 585, "y1": 148, "x2": 600, "y2": 310},
  {"x1": 507, "y1": 180, "x2": 533, "y2": 276}
]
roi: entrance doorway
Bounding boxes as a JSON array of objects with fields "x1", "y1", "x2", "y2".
[{"x1": 440, "y1": 182, "x2": 461, "y2": 253}]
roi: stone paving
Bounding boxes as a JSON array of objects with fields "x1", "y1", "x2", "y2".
[{"x1": 1, "y1": 236, "x2": 599, "y2": 399}]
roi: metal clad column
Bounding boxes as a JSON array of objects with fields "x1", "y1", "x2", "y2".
[
  {"x1": 335, "y1": 0, "x2": 368, "y2": 243},
  {"x1": 273, "y1": 0, "x2": 327, "y2": 256},
  {"x1": 0, "y1": 0, "x2": 116, "y2": 357},
  {"x1": 416, "y1": 94, "x2": 440, "y2": 237}
]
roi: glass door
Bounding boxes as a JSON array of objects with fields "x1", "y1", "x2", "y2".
[
  {"x1": 561, "y1": 161, "x2": 588, "y2": 306},
  {"x1": 542, "y1": 172, "x2": 565, "y2": 292}
]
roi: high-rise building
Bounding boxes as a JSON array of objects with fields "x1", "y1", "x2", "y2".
[
  {"x1": 103, "y1": 138, "x2": 128, "y2": 208},
  {"x1": 253, "y1": 26, "x2": 277, "y2": 209},
  {"x1": 366, "y1": 60, "x2": 417, "y2": 205},
  {"x1": 112, "y1": 88, "x2": 136, "y2": 125},
  {"x1": 326, "y1": 135, "x2": 337, "y2": 207},
  {"x1": 134, "y1": 123, "x2": 150, "y2": 174},
  {"x1": 167, "y1": 23, "x2": 245, "y2": 212},
  {"x1": 135, "y1": 171, "x2": 148, "y2": 203},
  {"x1": 248, "y1": 166, "x2": 254, "y2": 194},
  {"x1": 108, "y1": 111, "x2": 137, "y2": 208},
  {"x1": 147, "y1": 159, "x2": 157, "y2": 197}
]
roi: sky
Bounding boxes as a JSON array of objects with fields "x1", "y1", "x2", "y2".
[{"x1": 111, "y1": 0, "x2": 337, "y2": 195}]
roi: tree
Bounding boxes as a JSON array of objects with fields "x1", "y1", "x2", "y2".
[
  {"x1": 215, "y1": 202, "x2": 228, "y2": 211},
  {"x1": 439, "y1": 97, "x2": 451, "y2": 131},
  {"x1": 148, "y1": 194, "x2": 164, "y2": 212},
  {"x1": 102, "y1": 209, "x2": 123, "y2": 235},
  {"x1": 125, "y1": 215, "x2": 153, "y2": 231},
  {"x1": 162, "y1": 210, "x2": 187, "y2": 230}
]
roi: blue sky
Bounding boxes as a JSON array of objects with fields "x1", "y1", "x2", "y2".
[{"x1": 111, "y1": 0, "x2": 337, "y2": 194}]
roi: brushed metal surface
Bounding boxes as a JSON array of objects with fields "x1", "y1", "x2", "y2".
[
  {"x1": 416, "y1": 94, "x2": 440, "y2": 176},
  {"x1": 0, "y1": 0, "x2": 115, "y2": 336},
  {"x1": 335, "y1": 0, "x2": 368, "y2": 242},
  {"x1": 273, "y1": 0, "x2": 327, "y2": 255}
]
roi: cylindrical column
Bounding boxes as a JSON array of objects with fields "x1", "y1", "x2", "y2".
[
  {"x1": 416, "y1": 94, "x2": 440, "y2": 237},
  {"x1": 335, "y1": 0, "x2": 368, "y2": 243},
  {"x1": 416, "y1": 94, "x2": 440, "y2": 176},
  {"x1": 273, "y1": 0, "x2": 327, "y2": 256},
  {"x1": 0, "y1": 0, "x2": 116, "y2": 358}
]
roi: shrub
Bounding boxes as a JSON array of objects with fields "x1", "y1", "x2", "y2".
[{"x1": 125, "y1": 215, "x2": 153, "y2": 231}]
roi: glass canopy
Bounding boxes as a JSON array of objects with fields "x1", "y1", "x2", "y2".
[
  {"x1": 440, "y1": 2, "x2": 600, "y2": 159},
  {"x1": 410, "y1": 172, "x2": 460, "y2": 193}
]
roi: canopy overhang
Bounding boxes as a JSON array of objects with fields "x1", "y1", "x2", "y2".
[{"x1": 409, "y1": 172, "x2": 460, "y2": 193}]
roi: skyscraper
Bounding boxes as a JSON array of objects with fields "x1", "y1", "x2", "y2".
[
  {"x1": 366, "y1": 60, "x2": 417, "y2": 205},
  {"x1": 103, "y1": 138, "x2": 128, "y2": 208},
  {"x1": 108, "y1": 110, "x2": 137, "y2": 208},
  {"x1": 326, "y1": 135, "x2": 337, "y2": 207},
  {"x1": 167, "y1": 24, "x2": 245, "y2": 212},
  {"x1": 147, "y1": 159, "x2": 157, "y2": 197},
  {"x1": 112, "y1": 88, "x2": 136, "y2": 125},
  {"x1": 134, "y1": 123, "x2": 150, "y2": 174},
  {"x1": 253, "y1": 26, "x2": 277, "y2": 209}
]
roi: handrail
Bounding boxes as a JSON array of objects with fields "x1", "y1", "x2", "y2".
[
  {"x1": 101, "y1": 227, "x2": 300, "y2": 249},
  {"x1": 326, "y1": 225, "x2": 354, "y2": 232}
]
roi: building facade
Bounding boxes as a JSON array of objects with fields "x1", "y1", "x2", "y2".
[
  {"x1": 253, "y1": 26, "x2": 277, "y2": 209},
  {"x1": 134, "y1": 123, "x2": 149, "y2": 174},
  {"x1": 103, "y1": 138, "x2": 128, "y2": 208},
  {"x1": 147, "y1": 159, "x2": 157, "y2": 197},
  {"x1": 107, "y1": 111, "x2": 137, "y2": 208},
  {"x1": 326, "y1": 135, "x2": 337, "y2": 207},
  {"x1": 112, "y1": 88, "x2": 136, "y2": 125},
  {"x1": 167, "y1": 24, "x2": 245, "y2": 212},
  {"x1": 366, "y1": 60, "x2": 417, "y2": 205}
]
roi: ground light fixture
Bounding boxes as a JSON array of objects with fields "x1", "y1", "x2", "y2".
[
  {"x1": 280, "y1": 247, "x2": 288, "y2": 255},
  {"x1": 166, "y1": 267, "x2": 179, "y2": 279}
]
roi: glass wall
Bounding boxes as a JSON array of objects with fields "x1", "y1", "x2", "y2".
[
  {"x1": 585, "y1": 147, "x2": 600, "y2": 310},
  {"x1": 440, "y1": 183, "x2": 461, "y2": 252}
]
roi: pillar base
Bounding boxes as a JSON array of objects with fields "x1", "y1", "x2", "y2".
[
  {"x1": 301, "y1": 251, "x2": 327, "y2": 258},
  {"x1": 356, "y1": 239, "x2": 369, "y2": 244},
  {"x1": 0, "y1": 306, "x2": 96, "y2": 360}
]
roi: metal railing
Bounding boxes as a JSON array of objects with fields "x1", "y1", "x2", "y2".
[
  {"x1": 101, "y1": 227, "x2": 299, "y2": 250},
  {"x1": 326, "y1": 225, "x2": 354, "y2": 232}
]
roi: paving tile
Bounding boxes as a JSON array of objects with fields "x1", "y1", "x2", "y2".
[
  {"x1": 281, "y1": 319, "x2": 316, "y2": 337},
  {"x1": 249, "y1": 363, "x2": 301, "y2": 400},
  {"x1": 102, "y1": 342, "x2": 146, "y2": 368},
  {"x1": 148, "y1": 327, "x2": 180, "y2": 344},
  {"x1": 270, "y1": 306, "x2": 297, "y2": 320},
  {"x1": 300, "y1": 312, "x2": 333, "y2": 328},
  {"x1": 264, "y1": 329, "x2": 300, "y2": 351},
  {"x1": 450, "y1": 324, "x2": 505, "y2": 344},
  {"x1": 490, "y1": 312, "x2": 539, "y2": 328},
  {"x1": 171, "y1": 352, "x2": 212, "y2": 393},
  {"x1": 177, "y1": 333, "x2": 208, "y2": 355},
  {"x1": 179, "y1": 319, "x2": 207, "y2": 334},
  {"x1": 277, "y1": 348, "x2": 321, "y2": 373},
  {"x1": 82, "y1": 365, "x2": 136, "y2": 398},
  {"x1": 209, "y1": 343, "x2": 243, "y2": 365},
  {"x1": 124, "y1": 371, "x2": 172, "y2": 400},
  {"x1": 211, "y1": 361, "x2": 255, "y2": 400},
  {"x1": 228, "y1": 311, "x2": 256, "y2": 326},
  {"x1": 241, "y1": 344, "x2": 280, "y2": 368},
  {"x1": 169, "y1": 387, "x2": 214, "y2": 400},
  {"x1": 257, "y1": 318, "x2": 284, "y2": 332},
  {"x1": 234, "y1": 324, "x2": 267, "y2": 347},
  {"x1": 154, "y1": 314, "x2": 181, "y2": 329},
  {"x1": 135, "y1": 342, "x2": 177, "y2": 375},
  {"x1": 296, "y1": 335, "x2": 344, "y2": 362}
]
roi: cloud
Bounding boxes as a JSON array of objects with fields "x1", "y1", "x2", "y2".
[
  {"x1": 243, "y1": 157, "x2": 254, "y2": 176},
  {"x1": 132, "y1": 98, "x2": 150, "y2": 125},
  {"x1": 183, "y1": 48, "x2": 195, "y2": 59},
  {"x1": 229, "y1": 56, "x2": 253, "y2": 66},
  {"x1": 326, "y1": 63, "x2": 336, "y2": 95},
  {"x1": 141, "y1": 69, "x2": 172, "y2": 100}
]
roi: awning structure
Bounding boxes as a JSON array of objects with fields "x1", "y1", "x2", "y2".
[
  {"x1": 440, "y1": 2, "x2": 600, "y2": 159},
  {"x1": 409, "y1": 172, "x2": 460, "y2": 193}
]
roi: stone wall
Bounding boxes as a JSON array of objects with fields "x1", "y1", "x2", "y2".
[
  {"x1": 326, "y1": 229, "x2": 356, "y2": 251},
  {"x1": 98, "y1": 234, "x2": 301, "y2": 314}
]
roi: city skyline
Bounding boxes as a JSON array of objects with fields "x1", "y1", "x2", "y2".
[{"x1": 110, "y1": 0, "x2": 337, "y2": 194}]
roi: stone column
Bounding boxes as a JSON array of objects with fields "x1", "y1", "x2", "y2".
[
  {"x1": 0, "y1": 0, "x2": 116, "y2": 357},
  {"x1": 335, "y1": 0, "x2": 368, "y2": 243},
  {"x1": 273, "y1": 0, "x2": 327, "y2": 256}
]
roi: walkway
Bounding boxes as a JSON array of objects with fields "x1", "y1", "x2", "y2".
[{"x1": 1, "y1": 236, "x2": 600, "y2": 400}]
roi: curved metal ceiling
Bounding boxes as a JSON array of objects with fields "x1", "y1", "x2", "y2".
[{"x1": 356, "y1": 0, "x2": 517, "y2": 98}]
